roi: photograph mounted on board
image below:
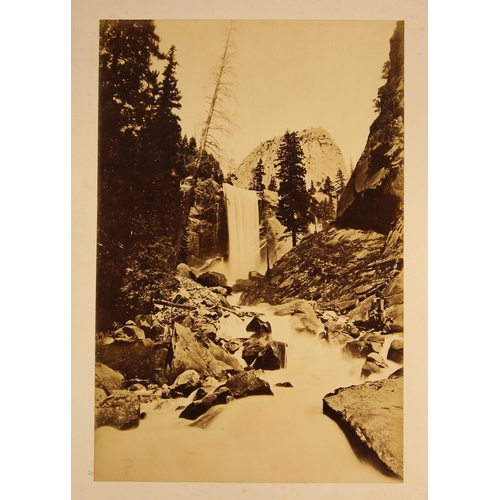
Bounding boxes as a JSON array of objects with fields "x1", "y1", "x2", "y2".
[{"x1": 93, "y1": 19, "x2": 405, "y2": 483}]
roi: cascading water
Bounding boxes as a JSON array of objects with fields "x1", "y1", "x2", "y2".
[
  {"x1": 222, "y1": 183, "x2": 262, "y2": 283},
  {"x1": 94, "y1": 187, "x2": 402, "y2": 483},
  {"x1": 94, "y1": 299, "x2": 403, "y2": 483}
]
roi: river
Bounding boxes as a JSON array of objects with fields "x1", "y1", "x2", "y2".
[{"x1": 94, "y1": 297, "x2": 402, "y2": 482}]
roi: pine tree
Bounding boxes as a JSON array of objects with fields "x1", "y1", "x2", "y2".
[
  {"x1": 146, "y1": 45, "x2": 184, "y2": 238},
  {"x1": 334, "y1": 168, "x2": 345, "y2": 195},
  {"x1": 320, "y1": 175, "x2": 335, "y2": 201},
  {"x1": 275, "y1": 131, "x2": 310, "y2": 247},
  {"x1": 252, "y1": 159, "x2": 266, "y2": 191},
  {"x1": 97, "y1": 20, "x2": 168, "y2": 331},
  {"x1": 267, "y1": 175, "x2": 277, "y2": 191}
]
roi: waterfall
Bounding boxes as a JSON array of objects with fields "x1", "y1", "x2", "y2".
[{"x1": 223, "y1": 183, "x2": 261, "y2": 283}]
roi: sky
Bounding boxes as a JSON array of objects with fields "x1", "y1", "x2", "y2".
[{"x1": 154, "y1": 20, "x2": 397, "y2": 168}]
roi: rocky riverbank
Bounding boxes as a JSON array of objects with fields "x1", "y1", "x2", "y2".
[{"x1": 95, "y1": 263, "x2": 404, "y2": 478}]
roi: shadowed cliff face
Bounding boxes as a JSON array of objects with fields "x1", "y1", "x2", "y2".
[
  {"x1": 242, "y1": 23, "x2": 405, "y2": 332},
  {"x1": 336, "y1": 21, "x2": 404, "y2": 235}
]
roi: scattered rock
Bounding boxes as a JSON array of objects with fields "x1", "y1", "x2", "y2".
[
  {"x1": 193, "y1": 388, "x2": 207, "y2": 401},
  {"x1": 95, "y1": 390, "x2": 140, "y2": 430},
  {"x1": 231, "y1": 279, "x2": 255, "y2": 293},
  {"x1": 95, "y1": 387, "x2": 107, "y2": 406},
  {"x1": 222, "y1": 371, "x2": 274, "y2": 398},
  {"x1": 387, "y1": 339, "x2": 404, "y2": 364},
  {"x1": 170, "y1": 369, "x2": 201, "y2": 397},
  {"x1": 359, "y1": 333, "x2": 386, "y2": 343},
  {"x1": 241, "y1": 337, "x2": 268, "y2": 366},
  {"x1": 323, "y1": 376, "x2": 403, "y2": 478},
  {"x1": 119, "y1": 324, "x2": 146, "y2": 340},
  {"x1": 209, "y1": 286, "x2": 230, "y2": 297},
  {"x1": 176, "y1": 263, "x2": 196, "y2": 279},
  {"x1": 95, "y1": 362, "x2": 124, "y2": 395},
  {"x1": 389, "y1": 367, "x2": 403, "y2": 378},
  {"x1": 179, "y1": 387, "x2": 234, "y2": 420},
  {"x1": 207, "y1": 341, "x2": 244, "y2": 372},
  {"x1": 361, "y1": 352, "x2": 389, "y2": 378},
  {"x1": 134, "y1": 314, "x2": 164, "y2": 339},
  {"x1": 166, "y1": 323, "x2": 234, "y2": 384},
  {"x1": 252, "y1": 341, "x2": 287, "y2": 371},
  {"x1": 343, "y1": 340, "x2": 383, "y2": 359},
  {"x1": 249, "y1": 271, "x2": 264, "y2": 281},
  {"x1": 221, "y1": 339, "x2": 240, "y2": 354},
  {"x1": 274, "y1": 300, "x2": 323, "y2": 335},
  {"x1": 323, "y1": 330, "x2": 355, "y2": 346},
  {"x1": 275, "y1": 382, "x2": 293, "y2": 388},
  {"x1": 196, "y1": 271, "x2": 228, "y2": 288},
  {"x1": 246, "y1": 316, "x2": 272, "y2": 336},
  {"x1": 128, "y1": 383, "x2": 146, "y2": 391}
]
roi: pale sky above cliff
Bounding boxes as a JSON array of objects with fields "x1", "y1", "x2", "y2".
[{"x1": 154, "y1": 19, "x2": 397, "y2": 167}]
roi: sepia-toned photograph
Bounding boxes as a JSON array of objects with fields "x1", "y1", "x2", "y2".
[{"x1": 92, "y1": 18, "x2": 406, "y2": 483}]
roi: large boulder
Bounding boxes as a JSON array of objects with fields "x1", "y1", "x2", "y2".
[
  {"x1": 246, "y1": 316, "x2": 272, "y2": 336},
  {"x1": 343, "y1": 340, "x2": 383, "y2": 359},
  {"x1": 196, "y1": 271, "x2": 228, "y2": 288},
  {"x1": 241, "y1": 337, "x2": 268, "y2": 366},
  {"x1": 179, "y1": 387, "x2": 234, "y2": 420},
  {"x1": 176, "y1": 263, "x2": 196, "y2": 279},
  {"x1": 222, "y1": 371, "x2": 274, "y2": 398},
  {"x1": 387, "y1": 339, "x2": 404, "y2": 364},
  {"x1": 323, "y1": 375, "x2": 404, "y2": 478},
  {"x1": 361, "y1": 352, "x2": 389, "y2": 378},
  {"x1": 170, "y1": 369, "x2": 201, "y2": 397},
  {"x1": 95, "y1": 362, "x2": 124, "y2": 395},
  {"x1": 95, "y1": 390, "x2": 141, "y2": 430},
  {"x1": 274, "y1": 300, "x2": 323, "y2": 335},
  {"x1": 207, "y1": 341, "x2": 244, "y2": 372},
  {"x1": 96, "y1": 338, "x2": 156, "y2": 380},
  {"x1": 166, "y1": 323, "x2": 237, "y2": 384},
  {"x1": 231, "y1": 278, "x2": 255, "y2": 293},
  {"x1": 252, "y1": 341, "x2": 287, "y2": 371}
]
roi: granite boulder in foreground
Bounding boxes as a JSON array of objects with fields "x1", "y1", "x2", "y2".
[{"x1": 323, "y1": 375, "x2": 403, "y2": 478}]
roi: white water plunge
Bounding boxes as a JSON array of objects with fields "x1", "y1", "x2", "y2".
[{"x1": 222, "y1": 183, "x2": 262, "y2": 283}]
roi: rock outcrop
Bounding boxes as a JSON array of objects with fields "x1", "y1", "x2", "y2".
[
  {"x1": 95, "y1": 390, "x2": 141, "y2": 430},
  {"x1": 336, "y1": 21, "x2": 404, "y2": 235},
  {"x1": 233, "y1": 127, "x2": 348, "y2": 191},
  {"x1": 323, "y1": 375, "x2": 403, "y2": 478}
]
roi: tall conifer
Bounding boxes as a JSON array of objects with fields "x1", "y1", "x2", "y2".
[{"x1": 275, "y1": 131, "x2": 310, "y2": 247}]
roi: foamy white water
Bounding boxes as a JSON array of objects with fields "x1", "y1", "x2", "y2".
[{"x1": 94, "y1": 302, "x2": 402, "y2": 482}]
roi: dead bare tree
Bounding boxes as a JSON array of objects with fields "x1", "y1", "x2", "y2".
[{"x1": 170, "y1": 21, "x2": 238, "y2": 268}]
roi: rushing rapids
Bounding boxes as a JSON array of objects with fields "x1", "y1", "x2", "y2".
[{"x1": 94, "y1": 294, "x2": 402, "y2": 482}]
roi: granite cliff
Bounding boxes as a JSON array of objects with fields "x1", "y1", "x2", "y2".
[{"x1": 232, "y1": 127, "x2": 348, "y2": 191}]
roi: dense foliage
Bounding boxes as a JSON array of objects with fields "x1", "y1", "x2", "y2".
[{"x1": 96, "y1": 21, "x2": 228, "y2": 331}]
